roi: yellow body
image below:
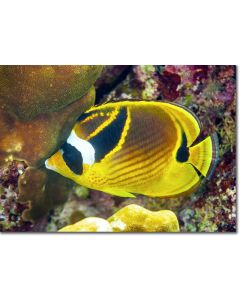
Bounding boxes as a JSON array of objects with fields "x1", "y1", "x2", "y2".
[{"x1": 46, "y1": 101, "x2": 218, "y2": 198}]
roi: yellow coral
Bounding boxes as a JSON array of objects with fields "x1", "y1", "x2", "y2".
[
  {"x1": 108, "y1": 205, "x2": 179, "y2": 232},
  {"x1": 58, "y1": 204, "x2": 180, "y2": 232},
  {"x1": 59, "y1": 217, "x2": 112, "y2": 232}
]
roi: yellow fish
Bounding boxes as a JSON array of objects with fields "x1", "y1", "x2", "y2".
[{"x1": 45, "y1": 101, "x2": 218, "y2": 198}]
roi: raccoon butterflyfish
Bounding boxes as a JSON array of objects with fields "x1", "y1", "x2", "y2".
[{"x1": 45, "y1": 101, "x2": 218, "y2": 198}]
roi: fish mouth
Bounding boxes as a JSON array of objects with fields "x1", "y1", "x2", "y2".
[
  {"x1": 45, "y1": 158, "x2": 57, "y2": 172},
  {"x1": 45, "y1": 159, "x2": 50, "y2": 169}
]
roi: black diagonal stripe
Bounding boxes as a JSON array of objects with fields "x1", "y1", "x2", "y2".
[
  {"x1": 89, "y1": 107, "x2": 128, "y2": 162},
  {"x1": 188, "y1": 163, "x2": 204, "y2": 179},
  {"x1": 77, "y1": 111, "x2": 95, "y2": 123},
  {"x1": 62, "y1": 142, "x2": 83, "y2": 175}
]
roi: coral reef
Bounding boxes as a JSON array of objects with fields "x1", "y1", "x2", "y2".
[
  {"x1": 0, "y1": 65, "x2": 236, "y2": 232},
  {"x1": 0, "y1": 161, "x2": 32, "y2": 232},
  {"x1": 59, "y1": 204, "x2": 180, "y2": 232},
  {"x1": 95, "y1": 65, "x2": 133, "y2": 104}
]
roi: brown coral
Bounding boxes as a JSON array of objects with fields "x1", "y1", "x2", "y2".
[
  {"x1": 0, "y1": 65, "x2": 103, "y2": 222},
  {"x1": 0, "y1": 87, "x2": 96, "y2": 167},
  {"x1": 0, "y1": 65, "x2": 103, "y2": 121}
]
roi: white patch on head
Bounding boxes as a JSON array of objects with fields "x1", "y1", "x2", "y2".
[{"x1": 67, "y1": 131, "x2": 95, "y2": 165}]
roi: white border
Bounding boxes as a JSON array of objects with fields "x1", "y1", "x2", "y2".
[{"x1": 0, "y1": 1, "x2": 239, "y2": 300}]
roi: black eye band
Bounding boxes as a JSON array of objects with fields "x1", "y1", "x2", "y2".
[
  {"x1": 77, "y1": 111, "x2": 94, "y2": 122},
  {"x1": 62, "y1": 142, "x2": 83, "y2": 175},
  {"x1": 89, "y1": 107, "x2": 128, "y2": 162}
]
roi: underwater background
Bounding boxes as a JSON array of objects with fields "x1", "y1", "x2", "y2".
[{"x1": 0, "y1": 65, "x2": 236, "y2": 232}]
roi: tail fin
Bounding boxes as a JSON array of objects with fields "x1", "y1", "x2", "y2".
[{"x1": 188, "y1": 133, "x2": 219, "y2": 179}]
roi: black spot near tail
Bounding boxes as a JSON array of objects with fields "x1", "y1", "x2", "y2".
[
  {"x1": 62, "y1": 142, "x2": 83, "y2": 175},
  {"x1": 89, "y1": 107, "x2": 128, "y2": 162},
  {"x1": 176, "y1": 132, "x2": 204, "y2": 179},
  {"x1": 176, "y1": 133, "x2": 189, "y2": 163}
]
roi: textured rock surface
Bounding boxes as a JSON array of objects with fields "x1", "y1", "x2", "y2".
[{"x1": 0, "y1": 65, "x2": 102, "y2": 120}]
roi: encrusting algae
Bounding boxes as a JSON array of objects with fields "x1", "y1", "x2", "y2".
[{"x1": 59, "y1": 204, "x2": 180, "y2": 232}]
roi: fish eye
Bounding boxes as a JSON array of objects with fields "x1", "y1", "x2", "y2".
[{"x1": 61, "y1": 142, "x2": 83, "y2": 175}]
